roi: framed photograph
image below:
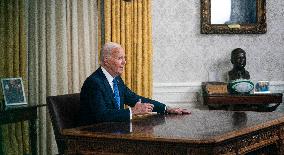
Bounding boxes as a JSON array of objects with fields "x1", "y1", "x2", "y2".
[
  {"x1": 1, "y1": 77, "x2": 27, "y2": 106},
  {"x1": 254, "y1": 81, "x2": 270, "y2": 94}
]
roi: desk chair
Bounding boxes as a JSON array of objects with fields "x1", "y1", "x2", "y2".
[{"x1": 46, "y1": 93, "x2": 80, "y2": 155}]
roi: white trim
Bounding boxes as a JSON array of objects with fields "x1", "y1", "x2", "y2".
[
  {"x1": 153, "y1": 82, "x2": 201, "y2": 104},
  {"x1": 154, "y1": 82, "x2": 202, "y2": 87},
  {"x1": 268, "y1": 81, "x2": 284, "y2": 93},
  {"x1": 153, "y1": 81, "x2": 284, "y2": 105},
  {"x1": 153, "y1": 82, "x2": 201, "y2": 93},
  {"x1": 268, "y1": 81, "x2": 284, "y2": 85}
]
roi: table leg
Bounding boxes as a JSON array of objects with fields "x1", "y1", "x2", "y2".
[
  {"x1": 29, "y1": 118, "x2": 37, "y2": 155},
  {"x1": 278, "y1": 126, "x2": 284, "y2": 155},
  {"x1": 278, "y1": 141, "x2": 284, "y2": 155}
]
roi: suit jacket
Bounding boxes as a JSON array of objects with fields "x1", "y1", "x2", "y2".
[{"x1": 78, "y1": 67, "x2": 166, "y2": 125}]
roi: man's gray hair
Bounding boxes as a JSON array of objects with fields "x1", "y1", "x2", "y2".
[{"x1": 100, "y1": 42, "x2": 122, "y2": 64}]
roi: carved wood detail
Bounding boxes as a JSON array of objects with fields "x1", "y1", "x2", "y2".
[
  {"x1": 278, "y1": 124, "x2": 284, "y2": 155},
  {"x1": 213, "y1": 141, "x2": 236, "y2": 155},
  {"x1": 238, "y1": 127, "x2": 279, "y2": 154}
]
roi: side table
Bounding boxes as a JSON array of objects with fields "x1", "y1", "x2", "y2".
[
  {"x1": 202, "y1": 82, "x2": 283, "y2": 111},
  {"x1": 0, "y1": 105, "x2": 44, "y2": 155}
]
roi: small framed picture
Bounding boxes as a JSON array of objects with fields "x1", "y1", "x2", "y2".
[
  {"x1": 254, "y1": 81, "x2": 270, "y2": 94},
  {"x1": 1, "y1": 77, "x2": 27, "y2": 106}
]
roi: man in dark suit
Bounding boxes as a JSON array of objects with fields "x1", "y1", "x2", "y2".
[{"x1": 79, "y1": 42, "x2": 190, "y2": 124}]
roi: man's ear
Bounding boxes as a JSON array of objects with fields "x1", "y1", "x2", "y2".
[{"x1": 103, "y1": 56, "x2": 110, "y2": 65}]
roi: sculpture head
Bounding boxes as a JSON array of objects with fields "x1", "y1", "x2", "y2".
[
  {"x1": 228, "y1": 48, "x2": 252, "y2": 93},
  {"x1": 231, "y1": 48, "x2": 246, "y2": 70}
]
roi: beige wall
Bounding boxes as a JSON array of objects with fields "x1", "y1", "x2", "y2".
[{"x1": 152, "y1": 0, "x2": 284, "y2": 105}]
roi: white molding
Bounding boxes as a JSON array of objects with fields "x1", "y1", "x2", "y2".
[
  {"x1": 153, "y1": 82, "x2": 201, "y2": 93},
  {"x1": 270, "y1": 81, "x2": 284, "y2": 85},
  {"x1": 270, "y1": 81, "x2": 284, "y2": 92},
  {"x1": 153, "y1": 82, "x2": 202, "y2": 105},
  {"x1": 153, "y1": 81, "x2": 284, "y2": 106}
]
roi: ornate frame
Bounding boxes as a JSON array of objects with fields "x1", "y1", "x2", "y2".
[{"x1": 200, "y1": 0, "x2": 266, "y2": 34}]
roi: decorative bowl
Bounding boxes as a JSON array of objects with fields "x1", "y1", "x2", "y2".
[{"x1": 228, "y1": 79, "x2": 254, "y2": 94}]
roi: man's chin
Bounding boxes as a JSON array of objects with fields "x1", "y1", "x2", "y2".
[
  {"x1": 117, "y1": 71, "x2": 123, "y2": 76},
  {"x1": 119, "y1": 69, "x2": 124, "y2": 73}
]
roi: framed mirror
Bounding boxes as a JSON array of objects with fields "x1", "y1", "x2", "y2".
[{"x1": 201, "y1": 0, "x2": 266, "y2": 34}]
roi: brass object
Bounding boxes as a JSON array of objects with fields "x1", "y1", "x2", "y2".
[{"x1": 205, "y1": 82, "x2": 228, "y2": 94}]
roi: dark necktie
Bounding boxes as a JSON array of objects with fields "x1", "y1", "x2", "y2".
[{"x1": 113, "y1": 78, "x2": 120, "y2": 109}]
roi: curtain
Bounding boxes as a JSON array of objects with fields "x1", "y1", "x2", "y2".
[
  {"x1": 0, "y1": 0, "x2": 29, "y2": 155},
  {"x1": 27, "y1": 0, "x2": 98, "y2": 154},
  {"x1": 99, "y1": 0, "x2": 153, "y2": 98}
]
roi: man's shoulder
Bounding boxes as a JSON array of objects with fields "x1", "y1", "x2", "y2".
[
  {"x1": 83, "y1": 68, "x2": 105, "y2": 85},
  {"x1": 85, "y1": 73, "x2": 103, "y2": 84}
]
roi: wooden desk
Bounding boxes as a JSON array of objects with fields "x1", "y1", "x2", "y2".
[
  {"x1": 63, "y1": 110, "x2": 284, "y2": 155},
  {"x1": 0, "y1": 105, "x2": 40, "y2": 155}
]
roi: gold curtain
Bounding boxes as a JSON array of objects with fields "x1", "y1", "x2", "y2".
[
  {"x1": 27, "y1": 0, "x2": 99, "y2": 154},
  {"x1": 0, "y1": 0, "x2": 29, "y2": 155},
  {"x1": 99, "y1": 0, "x2": 153, "y2": 98}
]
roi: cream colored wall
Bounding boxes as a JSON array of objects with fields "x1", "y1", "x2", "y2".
[{"x1": 151, "y1": 0, "x2": 284, "y2": 106}]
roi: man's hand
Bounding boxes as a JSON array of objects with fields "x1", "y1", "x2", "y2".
[
  {"x1": 132, "y1": 100, "x2": 154, "y2": 115},
  {"x1": 166, "y1": 107, "x2": 191, "y2": 115}
]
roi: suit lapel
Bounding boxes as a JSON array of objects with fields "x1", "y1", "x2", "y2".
[
  {"x1": 98, "y1": 67, "x2": 125, "y2": 109},
  {"x1": 97, "y1": 67, "x2": 116, "y2": 105}
]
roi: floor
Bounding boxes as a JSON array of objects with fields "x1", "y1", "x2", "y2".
[{"x1": 275, "y1": 102, "x2": 284, "y2": 113}]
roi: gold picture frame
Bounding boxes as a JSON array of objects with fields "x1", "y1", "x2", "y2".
[{"x1": 200, "y1": 0, "x2": 267, "y2": 34}]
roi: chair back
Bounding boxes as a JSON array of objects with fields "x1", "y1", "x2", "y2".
[{"x1": 46, "y1": 93, "x2": 80, "y2": 154}]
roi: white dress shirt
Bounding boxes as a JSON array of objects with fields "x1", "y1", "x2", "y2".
[{"x1": 101, "y1": 66, "x2": 132, "y2": 120}]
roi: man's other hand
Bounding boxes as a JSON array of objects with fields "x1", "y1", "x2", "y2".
[
  {"x1": 166, "y1": 107, "x2": 191, "y2": 115},
  {"x1": 132, "y1": 101, "x2": 154, "y2": 115}
]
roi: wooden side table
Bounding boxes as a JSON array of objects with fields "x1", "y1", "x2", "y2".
[
  {"x1": 202, "y1": 82, "x2": 283, "y2": 111},
  {"x1": 0, "y1": 105, "x2": 42, "y2": 155}
]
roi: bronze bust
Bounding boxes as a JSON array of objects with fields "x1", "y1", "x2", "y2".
[{"x1": 228, "y1": 48, "x2": 250, "y2": 81}]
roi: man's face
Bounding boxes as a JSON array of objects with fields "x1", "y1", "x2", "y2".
[
  {"x1": 233, "y1": 52, "x2": 246, "y2": 69},
  {"x1": 104, "y1": 47, "x2": 126, "y2": 77}
]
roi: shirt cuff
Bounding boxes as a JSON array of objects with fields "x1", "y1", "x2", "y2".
[
  {"x1": 165, "y1": 105, "x2": 167, "y2": 114},
  {"x1": 129, "y1": 107, "x2": 132, "y2": 120}
]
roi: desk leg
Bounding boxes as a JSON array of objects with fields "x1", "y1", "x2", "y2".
[
  {"x1": 278, "y1": 126, "x2": 284, "y2": 155},
  {"x1": 278, "y1": 140, "x2": 284, "y2": 155},
  {"x1": 29, "y1": 118, "x2": 37, "y2": 155}
]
